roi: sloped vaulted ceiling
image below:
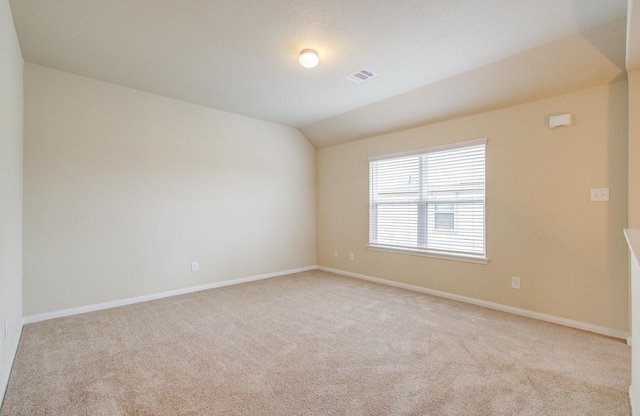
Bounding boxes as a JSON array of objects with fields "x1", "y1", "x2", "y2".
[{"x1": 9, "y1": 0, "x2": 629, "y2": 147}]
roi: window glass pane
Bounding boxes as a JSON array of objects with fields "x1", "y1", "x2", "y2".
[
  {"x1": 371, "y1": 155, "x2": 420, "y2": 203},
  {"x1": 369, "y1": 140, "x2": 485, "y2": 259},
  {"x1": 435, "y1": 202, "x2": 454, "y2": 212},
  {"x1": 374, "y1": 203, "x2": 418, "y2": 247},
  {"x1": 435, "y1": 212, "x2": 454, "y2": 229}
]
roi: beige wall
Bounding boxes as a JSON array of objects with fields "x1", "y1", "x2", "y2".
[
  {"x1": 628, "y1": 70, "x2": 640, "y2": 410},
  {"x1": 318, "y1": 81, "x2": 629, "y2": 332},
  {"x1": 23, "y1": 63, "x2": 317, "y2": 316},
  {"x1": 0, "y1": 0, "x2": 23, "y2": 404},
  {"x1": 630, "y1": 70, "x2": 640, "y2": 229}
]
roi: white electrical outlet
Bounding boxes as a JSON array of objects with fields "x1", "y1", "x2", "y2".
[
  {"x1": 349, "y1": 252, "x2": 354, "y2": 261},
  {"x1": 590, "y1": 188, "x2": 609, "y2": 202},
  {"x1": 333, "y1": 250, "x2": 338, "y2": 258},
  {"x1": 511, "y1": 277, "x2": 521, "y2": 289},
  {"x1": 191, "y1": 262, "x2": 199, "y2": 272}
]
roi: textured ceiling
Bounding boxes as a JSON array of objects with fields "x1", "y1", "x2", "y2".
[
  {"x1": 9, "y1": 0, "x2": 629, "y2": 147},
  {"x1": 302, "y1": 18, "x2": 628, "y2": 147}
]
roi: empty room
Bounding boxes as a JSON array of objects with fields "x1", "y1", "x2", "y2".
[{"x1": 2, "y1": 0, "x2": 640, "y2": 414}]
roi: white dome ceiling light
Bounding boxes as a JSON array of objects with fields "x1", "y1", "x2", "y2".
[{"x1": 299, "y1": 49, "x2": 319, "y2": 69}]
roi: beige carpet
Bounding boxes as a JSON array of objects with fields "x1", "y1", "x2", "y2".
[{"x1": 0, "y1": 270, "x2": 631, "y2": 415}]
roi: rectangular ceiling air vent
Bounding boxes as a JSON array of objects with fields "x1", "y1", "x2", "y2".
[{"x1": 346, "y1": 68, "x2": 378, "y2": 84}]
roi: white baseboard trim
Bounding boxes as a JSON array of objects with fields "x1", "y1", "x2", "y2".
[
  {"x1": 631, "y1": 385, "x2": 637, "y2": 416},
  {"x1": 21, "y1": 263, "x2": 630, "y2": 340},
  {"x1": 318, "y1": 266, "x2": 629, "y2": 341},
  {"x1": 0, "y1": 320, "x2": 24, "y2": 409},
  {"x1": 23, "y1": 266, "x2": 316, "y2": 324}
]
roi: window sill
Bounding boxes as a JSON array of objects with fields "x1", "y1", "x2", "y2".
[{"x1": 367, "y1": 244, "x2": 489, "y2": 264}]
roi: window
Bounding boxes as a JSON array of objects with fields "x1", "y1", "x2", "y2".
[
  {"x1": 434, "y1": 203, "x2": 454, "y2": 230},
  {"x1": 368, "y1": 138, "x2": 487, "y2": 263}
]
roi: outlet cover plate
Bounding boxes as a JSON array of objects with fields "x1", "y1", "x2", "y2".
[
  {"x1": 590, "y1": 188, "x2": 609, "y2": 202},
  {"x1": 511, "y1": 277, "x2": 521, "y2": 289}
]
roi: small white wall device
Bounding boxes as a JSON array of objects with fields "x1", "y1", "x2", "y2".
[{"x1": 548, "y1": 113, "x2": 572, "y2": 128}]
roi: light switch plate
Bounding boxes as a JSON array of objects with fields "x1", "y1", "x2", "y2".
[{"x1": 590, "y1": 188, "x2": 609, "y2": 202}]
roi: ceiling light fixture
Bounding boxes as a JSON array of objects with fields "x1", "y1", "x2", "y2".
[{"x1": 299, "y1": 49, "x2": 319, "y2": 69}]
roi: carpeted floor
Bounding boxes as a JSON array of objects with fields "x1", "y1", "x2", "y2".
[{"x1": 0, "y1": 270, "x2": 631, "y2": 415}]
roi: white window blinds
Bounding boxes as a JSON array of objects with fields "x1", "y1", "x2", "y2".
[{"x1": 369, "y1": 139, "x2": 486, "y2": 262}]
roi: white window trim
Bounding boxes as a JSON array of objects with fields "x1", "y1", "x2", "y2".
[
  {"x1": 367, "y1": 244, "x2": 489, "y2": 264},
  {"x1": 368, "y1": 138, "x2": 488, "y2": 264},
  {"x1": 368, "y1": 138, "x2": 487, "y2": 162}
]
